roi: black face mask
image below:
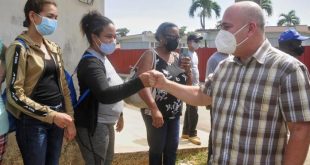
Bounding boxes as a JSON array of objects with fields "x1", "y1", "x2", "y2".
[
  {"x1": 165, "y1": 38, "x2": 179, "y2": 51},
  {"x1": 293, "y1": 46, "x2": 305, "y2": 56}
]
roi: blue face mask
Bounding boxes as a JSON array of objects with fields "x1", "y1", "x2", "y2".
[
  {"x1": 35, "y1": 13, "x2": 57, "y2": 36},
  {"x1": 97, "y1": 39, "x2": 116, "y2": 55}
]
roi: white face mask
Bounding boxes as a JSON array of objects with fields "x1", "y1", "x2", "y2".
[
  {"x1": 215, "y1": 24, "x2": 249, "y2": 54},
  {"x1": 191, "y1": 42, "x2": 200, "y2": 50}
]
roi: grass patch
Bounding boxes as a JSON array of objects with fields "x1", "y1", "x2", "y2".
[{"x1": 176, "y1": 148, "x2": 208, "y2": 165}]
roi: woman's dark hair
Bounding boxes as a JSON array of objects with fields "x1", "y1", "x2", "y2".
[
  {"x1": 80, "y1": 10, "x2": 114, "y2": 45},
  {"x1": 155, "y1": 22, "x2": 178, "y2": 41},
  {"x1": 23, "y1": 0, "x2": 57, "y2": 27}
]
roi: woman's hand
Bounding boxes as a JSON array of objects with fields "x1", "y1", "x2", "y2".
[
  {"x1": 54, "y1": 112, "x2": 76, "y2": 141},
  {"x1": 151, "y1": 109, "x2": 164, "y2": 128},
  {"x1": 64, "y1": 122, "x2": 76, "y2": 141},
  {"x1": 116, "y1": 115, "x2": 124, "y2": 132},
  {"x1": 138, "y1": 71, "x2": 157, "y2": 87},
  {"x1": 146, "y1": 70, "x2": 168, "y2": 89},
  {"x1": 180, "y1": 57, "x2": 192, "y2": 74},
  {"x1": 53, "y1": 112, "x2": 74, "y2": 129}
]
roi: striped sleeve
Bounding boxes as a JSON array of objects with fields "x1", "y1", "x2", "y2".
[
  {"x1": 202, "y1": 73, "x2": 213, "y2": 96},
  {"x1": 279, "y1": 65, "x2": 310, "y2": 122},
  {"x1": 5, "y1": 44, "x2": 57, "y2": 123}
]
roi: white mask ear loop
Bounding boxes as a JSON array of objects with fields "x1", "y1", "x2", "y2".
[
  {"x1": 233, "y1": 24, "x2": 249, "y2": 35},
  {"x1": 93, "y1": 36, "x2": 102, "y2": 49},
  {"x1": 234, "y1": 24, "x2": 249, "y2": 47},
  {"x1": 236, "y1": 36, "x2": 249, "y2": 47}
]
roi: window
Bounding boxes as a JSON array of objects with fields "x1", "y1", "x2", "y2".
[{"x1": 151, "y1": 42, "x2": 156, "y2": 48}]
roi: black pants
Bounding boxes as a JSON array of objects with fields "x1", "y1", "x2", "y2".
[
  {"x1": 206, "y1": 106, "x2": 213, "y2": 164},
  {"x1": 182, "y1": 104, "x2": 198, "y2": 137}
]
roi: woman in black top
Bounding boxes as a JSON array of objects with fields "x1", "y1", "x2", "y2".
[
  {"x1": 75, "y1": 11, "x2": 153, "y2": 165},
  {"x1": 137, "y1": 22, "x2": 192, "y2": 165}
]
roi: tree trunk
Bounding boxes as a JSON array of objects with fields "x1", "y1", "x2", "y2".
[
  {"x1": 235, "y1": 0, "x2": 261, "y2": 5},
  {"x1": 200, "y1": 16, "x2": 205, "y2": 30},
  {"x1": 202, "y1": 15, "x2": 205, "y2": 30}
]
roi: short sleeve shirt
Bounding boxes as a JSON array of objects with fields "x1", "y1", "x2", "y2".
[{"x1": 203, "y1": 40, "x2": 310, "y2": 165}]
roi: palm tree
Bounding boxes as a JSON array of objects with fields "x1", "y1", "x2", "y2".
[
  {"x1": 189, "y1": 0, "x2": 221, "y2": 30},
  {"x1": 260, "y1": 0, "x2": 272, "y2": 16},
  {"x1": 277, "y1": 10, "x2": 300, "y2": 26}
]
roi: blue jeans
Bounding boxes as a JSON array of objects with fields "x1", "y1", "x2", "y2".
[
  {"x1": 16, "y1": 114, "x2": 64, "y2": 165},
  {"x1": 141, "y1": 111, "x2": 180, "y2": 165}
]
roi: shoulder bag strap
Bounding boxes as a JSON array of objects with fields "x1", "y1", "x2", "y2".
[{"x1": 73, "y1": 52, "x2": 98, "y2": 109}]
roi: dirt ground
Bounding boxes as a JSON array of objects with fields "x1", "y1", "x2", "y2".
[
  {"x1": 2, "y1": 133, "x2": 152, "y2": 165},
  {"x1": 2, "y1": 133, "x2": 207, "y2": 165},
  {"x1": 2, "y1": 133, "x2": 84, "y2": 165}
]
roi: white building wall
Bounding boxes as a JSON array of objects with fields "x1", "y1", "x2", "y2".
[
  {"x1": 205, "y1": 31, "x2": 218, "y2": 48},
  {"x1": 266, "y1": 32, "x2": 281, "y2": 48},
  {"x1": 0, "y1": 0, "x2": 105, "y2": 72}
]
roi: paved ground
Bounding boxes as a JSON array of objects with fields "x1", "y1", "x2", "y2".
[
  {"x1": 116, "y1": 103, "x2": 310, "y2": 165},
  {"x1": 115, "y1": 104, "x2": 210, "y2": 153}
]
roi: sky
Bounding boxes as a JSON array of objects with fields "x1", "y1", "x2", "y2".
[{"x1": 105, "y1": 0, "x2": 310, "y2": 35}]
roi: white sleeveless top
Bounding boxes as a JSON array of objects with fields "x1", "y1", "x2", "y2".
[{"x1": 87, "y1": 49, "x2": 124, "y2": 124}]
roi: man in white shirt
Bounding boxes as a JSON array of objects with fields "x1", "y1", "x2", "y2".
[{"x1": 181, "y1": 34, "x2": 202, "y2": 145}]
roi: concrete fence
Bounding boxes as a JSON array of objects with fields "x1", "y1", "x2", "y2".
[{"x1": 108, "y1": 47, "x2": 310, "y2": 82}]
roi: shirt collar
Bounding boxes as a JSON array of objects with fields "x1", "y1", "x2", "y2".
[
  {"x1": 251, "y1": 39, "x2": 271, "y2": 64},
  {"x1": 230, "y1": 39, "x2": 271, "y2": 65},
  {"x1": 86, "y1": 48, "x2": 106, "y2": 62},
  {"x1": 19, "y1": 32, "x2": 59, "y2": 54}
]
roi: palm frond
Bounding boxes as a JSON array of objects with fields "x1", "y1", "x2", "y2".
[
  {"x1": 278, "y1": 10, "x2": 301, "y2": 26},
  {"x1": 189, "y1": 0, "x2": 221, "y2": 29},
  {"x1": 211, "y1": 2, "x2": 221, "y2": 18},
  {"x1": 189, "y1": 1, "x2": 201, "y2": 17},
  {"x1": 277, "y1": 19, "x2": 286, "y2": 26}
]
